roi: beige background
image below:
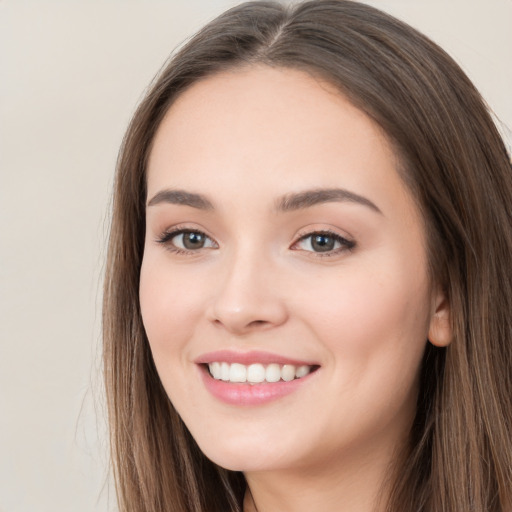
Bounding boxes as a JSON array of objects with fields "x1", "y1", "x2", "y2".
[{"x1": 0, "y1": 1, "x2": 510, "y2": 511}]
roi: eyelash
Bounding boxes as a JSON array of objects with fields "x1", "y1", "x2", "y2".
[
  {"x1": 293, "y1": 229, "x2": 356, "y2": 258},
  {"x1": 156, "y1": 227, "x2": 356, "y2": 257},
  {"x1": 156, "y1": 227, "x2": 217, "y2": 255}
]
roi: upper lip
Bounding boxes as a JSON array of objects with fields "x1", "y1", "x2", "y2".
[{"x1": 194, "y1": 350, "x2": 318, "y2": 367}]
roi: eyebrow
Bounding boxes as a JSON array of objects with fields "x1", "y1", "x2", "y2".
[
  {"x1": 275, "y1": 188, "x2": 382, "y2": 214},
  {"x1": 147, "y1": 187, "x2": 382, "y2": 214},
  {"x1": 147, "y1": 189, "x2": 214, "y2": 210}
]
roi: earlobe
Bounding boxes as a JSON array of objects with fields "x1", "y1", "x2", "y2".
[{"x1": 428, "y1": 293, "x2": 453, "y2": 347}]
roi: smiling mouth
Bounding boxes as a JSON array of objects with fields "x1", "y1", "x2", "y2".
[{"x1": 206, "y1": 362, "x2": 319, "y2": 384}]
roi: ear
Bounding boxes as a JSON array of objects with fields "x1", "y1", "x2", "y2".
[{"x1": 428, "y1": 289, "x2": 452, "y2": 347}]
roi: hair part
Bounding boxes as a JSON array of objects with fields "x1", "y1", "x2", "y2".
[{"x1": 103, "y1": 1, "x2": 512, "y2": 510}]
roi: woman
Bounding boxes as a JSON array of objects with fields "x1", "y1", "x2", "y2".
[{"x1": 103, "y1": 1, "x2": 512, "y2": 511}]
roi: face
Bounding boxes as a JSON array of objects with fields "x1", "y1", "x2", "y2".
[{"x1": 140, "y1": 66, "x2": 447, "y2": 476}]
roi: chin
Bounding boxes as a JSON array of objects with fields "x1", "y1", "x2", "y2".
[
  {"x1": 192, "y1": 430, "x2": 294, "y2": 472},
  {"x1": 204, "y1": 452, "x2": 287, "y2": 473}
]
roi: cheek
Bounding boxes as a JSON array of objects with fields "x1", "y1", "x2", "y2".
[
  {"x1": 139, "y1": 255, "x2": 213, "y2": 419},
  {"x1": 294, "y1": 254, "x2": 431, "y2": 370},
  {"x1": 300, "y1": 264, "x2": 431, "y2": 440},
  {"x1": 139, "y1": 255, "x2": 206, "y2": 358}
]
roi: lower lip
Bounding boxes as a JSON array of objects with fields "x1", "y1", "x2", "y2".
[{"x1": 199, "y1": 366, "x2": 316, "y2": 406}]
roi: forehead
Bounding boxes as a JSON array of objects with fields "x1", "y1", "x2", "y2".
[{"x1": 146, "y1": 65, "x2": 412, "y2": 219}]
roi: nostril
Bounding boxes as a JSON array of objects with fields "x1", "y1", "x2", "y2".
[
  {"x1": 208, "y1": 294, "x2": 288, "y2": 334},
  {"x1": 248, "y1": 319, "x2": 270, "y2": 329}
]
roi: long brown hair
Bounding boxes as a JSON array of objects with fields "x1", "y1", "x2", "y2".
[{"x1": 103, "y1": 1, "x2": 512, "y2": 510}]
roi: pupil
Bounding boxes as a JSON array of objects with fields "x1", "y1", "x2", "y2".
[
  {"x1": 183, "y1": 232, "x2": 205, "y2": 249},
  {"x1": 312, "y1": 234, "x2": 334, "y2": 252}
]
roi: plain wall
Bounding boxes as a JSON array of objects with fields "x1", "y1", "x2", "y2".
[{"x1": 0, "y1": 1, "x2": 510, "y2": 511}]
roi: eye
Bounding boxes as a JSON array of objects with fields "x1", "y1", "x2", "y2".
[
  {"x1": 293, "y1": 231, "x2": 355, "y2": 255},
  {"x1": 157, "y1": 229, "x2": 217, "y2": 253}
]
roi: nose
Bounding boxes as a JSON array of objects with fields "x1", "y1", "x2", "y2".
[{"x1": 207, "y1": 247, "x2": 288, "y2": 335}]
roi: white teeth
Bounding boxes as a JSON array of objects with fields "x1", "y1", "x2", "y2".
[
  {"x1": 295, "y1": 365, "x2": 311, "y2": 378},
  {"x1": 207, "y1": 362, "x2": 314, "y2": 383},
  {"x1": 281, "y1": 364, "x2": 296, "y2": 382},
  {"x1": 265, "y1": 363, "x2": 281, "y2": 383},
  {"x1": 229, "y1": 363, "x2": 247, "y2": 383},
  {"x1": 220, "y1": 362, "x2": 230, "y2": 381},
  {"x1": 247, "y1": 363, "x2": 266, "y2": 383},
  {"x1": 210, "y1": 362, "x2": 221, "y2": 379}
]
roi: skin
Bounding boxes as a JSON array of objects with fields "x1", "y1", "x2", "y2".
[{"x1": 140, "y1": 66, "x2": 451, "y2": 512}]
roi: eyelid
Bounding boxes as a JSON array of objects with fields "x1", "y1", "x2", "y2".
[
  {"x1": 154, "y1": 224, "x2": 355, "y2": 257},
  {"x1": 155, "y1": 224, "x2": 218, "y2": 254},
  {"x1": 291, "y1": 228, "x2": 356, "y2": 256}
]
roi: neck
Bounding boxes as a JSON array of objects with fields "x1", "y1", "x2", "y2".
[
  {"x1": 244, "y1": 468, "x2": 388, "y2": 512},
  {"x1": 243, "y1": 432, "x2": 406, "y2": 512}
]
